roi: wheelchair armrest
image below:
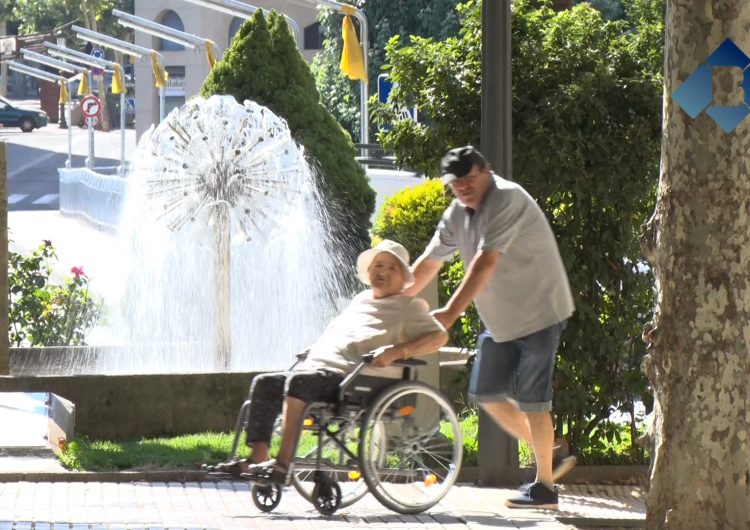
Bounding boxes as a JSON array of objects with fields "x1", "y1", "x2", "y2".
[{"x1": 392, "y1": 358, "x2": 426, "y2": 367}]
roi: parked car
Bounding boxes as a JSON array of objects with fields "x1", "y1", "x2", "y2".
[{"x1": 0, "y1": 96, "x2": 48, "y2": 132}]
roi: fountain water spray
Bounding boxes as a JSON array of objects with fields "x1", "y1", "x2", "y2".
[{"x1": 99, "y1": 95, "x2": 348, "y2": 373}]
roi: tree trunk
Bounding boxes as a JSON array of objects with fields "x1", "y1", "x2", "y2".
[{"x1": 640, "y1": 1, "x2": 750, "y2": 528}]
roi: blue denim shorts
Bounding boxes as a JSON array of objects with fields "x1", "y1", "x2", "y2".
[{"x1": 468, "y1": 321, "x2": 566, "y2": 412}]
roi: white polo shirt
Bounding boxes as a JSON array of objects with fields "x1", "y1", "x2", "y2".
[{"x1": 426, "y1": 174, "x2": 574, "y2": 342}]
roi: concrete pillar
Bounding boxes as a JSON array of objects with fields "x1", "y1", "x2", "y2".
[
  {"x1": 478, "y1": 0, "x2": 520, "y2": 486},
  {"x1": 0, "y1": 142, "x2": 9, "y2": 374}
]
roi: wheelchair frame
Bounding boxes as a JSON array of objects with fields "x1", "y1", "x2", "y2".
[{"x1": 215, "y1": 353, "x2": 463, "y2": 516}]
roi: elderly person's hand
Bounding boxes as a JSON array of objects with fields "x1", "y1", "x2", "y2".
[{"x1": 370, "y1": 344, "x2": 404, "y2": 367}]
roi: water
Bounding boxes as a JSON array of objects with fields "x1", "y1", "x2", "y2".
[{"x1": 91, "y1": 95, "x2": 349, "y2": 374}]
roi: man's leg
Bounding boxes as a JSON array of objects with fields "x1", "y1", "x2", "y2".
[
  {"x1": 526, "y1": 410, "x2": 554, "y2": 486},
  {"x1": 480, "y1": 399, "x2": 532, "y2": 442}
]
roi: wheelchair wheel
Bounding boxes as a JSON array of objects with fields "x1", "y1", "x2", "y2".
[
  {"x1": 311, "y1": 472, "x2": 342, "y2": 515},
  {"x1": 290, "y1": 413, "x2": 373, "y2": 507},
  {"x1": 359, "y1": 381, "x2": 463, "y2": 514},
  {"x1": 251, "y1": 482, "x2": 282, "y2": 512}
]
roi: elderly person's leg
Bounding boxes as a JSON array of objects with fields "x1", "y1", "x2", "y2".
[
  {"x1": 206, "y1": 372, "x2": 285, "y2": 476},
  {"x1": 275, "y1": 396, "x2": 307, "y2": 468},
  {"x1": 245, "y1": 372, "x2": 286, "y2": 464}
]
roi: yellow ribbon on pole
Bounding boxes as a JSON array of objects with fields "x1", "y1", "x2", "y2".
[
  {"x1": 340, "y1": 5, "x2": 367, "y2": 82},
  {"x1": 111, "y1": 64, "x2": 126, "y2": 95},
  {"x1": 59, "y1": 80, "x2": 69, "y2": 105},
  {"x1": 205, "y1": 39, "x2": 219, "y2": 69},
  {"x1": 150, "y1": 51, "x2": 169, "y2": 89},
  {"x1": 77, "y1": 69, "x2": 89, "y2": 96}
]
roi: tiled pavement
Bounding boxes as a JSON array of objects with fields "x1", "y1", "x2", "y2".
[{"x1": 0, "y1": 479, "x2": 646, "y2": 529}]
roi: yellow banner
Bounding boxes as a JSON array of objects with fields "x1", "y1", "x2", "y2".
[
  {"x1": 340, "y1": 6, "x2": 366, "y2": 82},
  {"x1": 205, "y1": 39, "x2": 219, "y2": 69},
  {"x1": 59, "y1": 80, "x2": 69, "y2": 105},
  {"x1": 150, "y1": 51, "x2": 169, "y2": 89},
  {"x1": 112, "y1": 64, "x2": 126, "y2": 95},
  {"x1": 77, "y1": 70, "x2": 89, "y2": 96}
]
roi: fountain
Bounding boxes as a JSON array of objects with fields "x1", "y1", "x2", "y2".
[
  {"x1": 98, "y1": 94, "x2": 348, "y2": 374},
  {"x1": 2, "y1": 96, "x2": 356, "y2": 438}
]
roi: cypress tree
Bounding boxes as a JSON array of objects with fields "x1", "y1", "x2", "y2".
[{"x1": 200, "y1": 11, "x2": 375, "y2": 259}]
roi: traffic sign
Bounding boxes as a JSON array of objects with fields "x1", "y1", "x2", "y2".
[
  {"x1": 378, "y1": 73, "x2": 393, "y2": 104},
  {"x1": 81, "y1": 95, "x2": 101, "y2": 118},
  {"x1": 91, "y1": 48, "x2": 105, "y2": 76}
]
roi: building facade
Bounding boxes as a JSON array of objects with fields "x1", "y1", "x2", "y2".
[{"x1": 133, "y1": 0, "x2": 322, "y2": 138}]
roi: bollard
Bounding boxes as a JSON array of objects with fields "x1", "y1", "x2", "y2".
[{"x1": 0, "y1": 142, "x2": 9, "y2": 374}]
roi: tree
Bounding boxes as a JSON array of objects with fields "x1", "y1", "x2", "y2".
[
  {"x1": 201, "y1": 11, "x2": 375, "y2": 260},
  {"x1": 9, "y1": 0, "x2": 134, "y2": 40},
  {"x1": 375, "y1": 0, "x2": 664, "y2": 458},
  {"x1": 311, "y1": 0, "x2": 464, "y2": 140},
  {"x1": 639, "y1": 1, "x2": 750, "y2": 527}
]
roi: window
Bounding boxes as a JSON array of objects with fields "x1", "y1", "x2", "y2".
[
  {"x1": 159, "y1": 11, "x2": 186, "y2": 52},
  {"x1": 304, "y1": 21, "x2": 324, "y2": 50},
  {"x1": 164, "y1": 66, "x2": 186, "y2": 114},
  {"x1": 228, "y1": 17, "x2": 244, "y2": 44}
]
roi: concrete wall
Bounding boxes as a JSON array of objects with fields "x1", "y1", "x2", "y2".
[{"x1": 0, "y1": 372, "x2": 257, "y2": 440}]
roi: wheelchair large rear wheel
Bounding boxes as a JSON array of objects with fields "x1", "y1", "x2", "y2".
[
  {"x1": 290, "y1": 410, "x2": 374, "y2": 508},
  {"x1": 359, "y1": 381, "x2": 462, "y2": 514}
]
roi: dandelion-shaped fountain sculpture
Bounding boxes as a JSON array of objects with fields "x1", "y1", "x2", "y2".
[{"x1": 134, "y1": 95, "x2": 312, "y2": 370}]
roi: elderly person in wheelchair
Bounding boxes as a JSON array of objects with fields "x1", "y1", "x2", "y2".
[{"x1": 205, "y1": 239, "x2": 448, "y2": 485}]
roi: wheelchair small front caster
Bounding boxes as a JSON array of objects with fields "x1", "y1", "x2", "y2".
[
  {"x1": 251, "y1": 482, "x2": 282, "y2": 512},
  {"x1": 312, "y1": 472, "x2": 342, "y2": 515}
]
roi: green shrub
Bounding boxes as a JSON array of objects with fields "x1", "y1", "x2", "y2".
[
  {"x1": 200, "y1": 10, "x2": 375, "y2": 257},
  {"x1": 8, "y1": 241, "x2": 101, "y2": 347}
]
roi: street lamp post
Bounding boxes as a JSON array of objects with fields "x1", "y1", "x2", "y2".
[{"x1": 56, "y1": 31, "x2": 68, "y2": 129}]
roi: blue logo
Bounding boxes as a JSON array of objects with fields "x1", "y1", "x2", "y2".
[{"x1": 672, "y1": 39, "x2": 750, "y2": 133}]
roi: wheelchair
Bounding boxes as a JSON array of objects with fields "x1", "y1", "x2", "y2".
[{"x1": 209, "y1": 352, "x2": 463, "y2": 516}]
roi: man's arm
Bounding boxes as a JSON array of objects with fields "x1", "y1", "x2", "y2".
[
  {"x1": 371, "y1": 329, "x2": 449, "y2": 367},
  {"x1": 433, "y1": 250, "x2": 500, "y2": 329},
  {"x1": 404, "y1": 255, "x2": 443, "y2": 297}
]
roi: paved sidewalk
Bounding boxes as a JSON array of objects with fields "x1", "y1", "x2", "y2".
[{"x1": 0, "y1": 479, "x2": 646, "y2": 529}]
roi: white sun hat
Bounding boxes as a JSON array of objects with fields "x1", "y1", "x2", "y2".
[{"x1": 356, "y1": 239, "x2": 415, "y2": 288}]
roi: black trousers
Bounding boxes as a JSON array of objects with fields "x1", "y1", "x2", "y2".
[{"x1": 245, "y1": 370, "x2": 342, "y2": 444}]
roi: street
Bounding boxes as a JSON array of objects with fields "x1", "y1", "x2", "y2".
[{"x1": 1, "y1": 99, "x2": 136, "y2": 212}]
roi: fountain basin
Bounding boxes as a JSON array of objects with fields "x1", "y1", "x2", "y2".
[{"x1": 0, "y1": 370, "x2": 255, "y2": 440}]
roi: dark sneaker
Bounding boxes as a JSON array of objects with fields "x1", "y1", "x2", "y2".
[
  {"x1": 519, "y1": 452, "x2": 577, "y2": 492},
  {"x1": 552, "y1": 455, "x2": 577, "y2": 481},
  {"x1": 506, "y1": 481, "x2": 558, "y2": 510}
]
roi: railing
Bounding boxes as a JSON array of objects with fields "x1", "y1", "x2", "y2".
[
  {"x1": 58, "y1": 168, "x2": 127, "y2": 231},
  {"x1": 354, "y1": 143, "x2": 399, "y2": 170}
]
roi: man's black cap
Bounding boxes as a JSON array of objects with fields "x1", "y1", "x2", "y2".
[{"x1": 440, "y1": 146, "x2": 488, "y2": 185}]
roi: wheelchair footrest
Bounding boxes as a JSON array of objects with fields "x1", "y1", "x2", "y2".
[{"x1": 240, "y1": 467, "x2": 289, "y2": 486}]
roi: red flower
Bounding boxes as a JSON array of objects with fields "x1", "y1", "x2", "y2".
[{"x1": 70, "y1": 266, "x2": 86, "y2": 278}]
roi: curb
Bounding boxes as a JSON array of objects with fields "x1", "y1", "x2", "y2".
[{"x1": 0, "y1": 465, "x2": 649, "y2": 485}]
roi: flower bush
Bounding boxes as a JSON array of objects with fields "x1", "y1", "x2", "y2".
[{"x1": 8, "y1": 241, "x2": 102, "y2": 347}]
